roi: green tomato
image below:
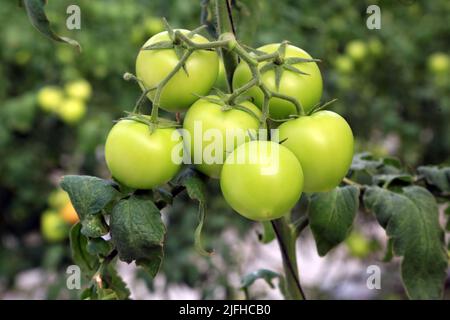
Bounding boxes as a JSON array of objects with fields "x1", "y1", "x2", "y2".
[
  {"x1": 278, "y1": 111, "x2": 354, "y2": 192},
  {"x1": 345, "y1": 40, "x2": 367, "y2": 62},
  {"x1": 41, "y1": 210, "x2": 68, "y2": 242},
  {"x1": 183, "y1": 96, "x2": 261, "y2": 178},
  {"x1": 57, "y1": 98, "x2": 86, "y2": 124},
  {"x1": 136, "y1": 30, "x2": 219, "y2": 111},
  {"x1": 65, "y1": 79, "x2": 92, "y2": 101},
  {"x1": 220, "y1": 140, "x2": 303, "y2": 221},
  {"x1": 233, "y1": 43, "x2": 323, "y2": 119},
  {"x1": 105, "y1": 119, "x2": 182, "y2": 189},
  {"x1": 144, "y1": 17, "x2": 164, "y2": 35},
  {"x1": 48, "y1": 188, "x2": 70, "y2": 210},
  {"x1": 345, "y1": 231, "x2": 371, "y2": 258},
  {"x1": 334, "y1": 55, "x2": 354, "y2": 74},
  {"x1": 37, "y1": 86, "x2": 64, "y2": 112},
  {"x1": 427, "y1": 52, "x2": 450, "y2": 75}
]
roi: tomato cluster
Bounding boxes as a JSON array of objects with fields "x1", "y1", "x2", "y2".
[{"x1": 104, "y1": 28, "x2": 354, "y2": 221}]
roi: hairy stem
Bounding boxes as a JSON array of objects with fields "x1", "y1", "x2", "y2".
[{"x1": 271, "y1": 217, "x2": 306, "y2": 300}]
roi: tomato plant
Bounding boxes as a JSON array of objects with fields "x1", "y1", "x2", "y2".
[{"x1": 20, "y1": 0, "x2": 449, "y2": 302}]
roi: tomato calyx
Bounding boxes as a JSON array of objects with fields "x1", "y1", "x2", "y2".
[
  {"x1": 255, "y1": 41, "x2": 322, "y2": 91},
  {"x1": 141, "y1": 19, "x2": 213, "y2": 76},
  {"x1": 195, "y1": 92, "x2": 261, "y2": 123},
  {"x1": 306, "y1": 98, "x2": 338, "y2": 116},
  {"x1": 119, "y1": 112, "x2": 180, "y2": 133}
]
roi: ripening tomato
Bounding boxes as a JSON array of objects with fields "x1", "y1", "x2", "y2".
[
  {"x1": 278, "y1": 110, "x2": 354, "y2": 192},
  {"x1": 233, "y1": 43, "x2": 323, "y2": 119},
  {"x1": 183, "y1": 96, "x2": 261, "y2": 178},
  {"x1": 104, "y1": 119, "x2": 182, "y2": 189},
  {"x1": 60, "y1": 202, "x2": 79, "y2": 224},
  {"x1": 220, "y1": 140, "x2": 303, "y2": 221},
  {"x1": 136, "y1": 29, "x2": 219, "y2": 111}
]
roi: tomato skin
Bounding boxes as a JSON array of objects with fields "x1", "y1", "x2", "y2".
[
  {"x1": 105, "y1": 120, "x2": 182, "y2": 189},
  {"x1": 60, "y1": 202, "x2": 79, "y2": 224},
  {"x1": 278, "y1": 110, "x2": 354, "y2": 192},
  {"x1": 232, "y1": 43, "x2": 322, "y2": 119},
  {"x1": 220, "y1": 140, "x2": 303, "y2": 221},
  {"x1": 136, "y1": 30, "x2": 219, "y2": 111},
  {"x1": 183, "y1": 97, "x2": 261, "y2": 178},
  {"x1": 57, "y1": 98, "x2": 86, "y2": 124}
]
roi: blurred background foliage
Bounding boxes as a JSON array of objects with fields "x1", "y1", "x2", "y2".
[{"x1": 0, "y1": 0, "x2": 448, "y2": 299}]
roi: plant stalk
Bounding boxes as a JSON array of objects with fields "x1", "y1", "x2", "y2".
[{"x1": 271, "y1": 217, "x2": 306, "y2": 300}]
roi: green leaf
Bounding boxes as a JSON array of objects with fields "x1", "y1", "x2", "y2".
[
  {"x1": 81, "y1": 214, "x2": 109, "y2": 238},
  {"x1": 257, "y1": 221, "x2": 276, "y2": 244},
  {"x1": 417, "y1": 166, "x2": 450, "y2": 192},
  {"x1": 175, "y1": 168, "x2": 211, "y2": 256},
  {"x1": 350, "y1": 152, "x2": 383, "y2": 172},
  {"x1": 240, "y1": 269, "x2": 281, "y2": 290},
  {"x1": 101, "y1": 264, "x2": 131, "y2": 300},
  {"x1": 382, "y1": 238, "x2": 394, "y2": 262},
  {"x1": 110, "y1": 196, "x2": 165, "y2": 277},
  {"x1": 137, "y1": 246, "x2": 164, "y2": 278},
  {"x1": 23, "y1": 0, "x2": 81, "y2": 52},
  {"x1": 309, "y1": 186, "x2": 360, "y2": 256},
  {"x1": 69, "y1": 223, "x2": 99, "y2": 277},
  {"x1": 372, "y1": 174, "x2": 414, "y2": 188},
  {"x1": 363, "y1": 186, "x2": 448, "y2": 299},
  {"x1": 60, "y1": 175, "x2": 119, "y2": 220},
  {"x1": 87, "y1": 238, "x2": 113, "y2": 257}
]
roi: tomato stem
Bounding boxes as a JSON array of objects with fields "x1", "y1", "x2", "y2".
[{"x1": 271, "y1": 217, "x2": 306, "y2": 300}]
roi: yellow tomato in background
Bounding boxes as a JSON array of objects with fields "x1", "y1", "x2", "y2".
[
  {"x1": 60, "y1": 202, "x2": 79, "y2": 224},
  {"x1": 65, "y1": 79, "x2": 92, "y2": 101},
  {"x1": 37, "y1": 86, "x2": 64, "y2": 112},
  {"x1": 57, "y1": 98, "x2": 87, "y2": 124}
]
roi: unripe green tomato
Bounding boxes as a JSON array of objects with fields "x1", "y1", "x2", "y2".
[
  {"x1": 233, "y1": 43, "x2": 323, "y2": 119},
  {"x1": 105, "y1": 119, "x2": 182, "y2": 189},
  {"x1": 368, "y1": 38, "x2": 384, "y2": 57},
  {"x1": 345, "y1": 231, "x2": 372, "y2": 258},
  {"x1": 37, "y1": 86, "x2": 64, "y2": 112},
  {"x1": 41, "y1": 210, "x2": 68, "y2": 242},
  {"x1": 345, "y1": 40, "x2": 368, "y2": 62},
  {"x1": 144, "y1": 17, "x2": 164, "y2": 35},
  {"x1": 136, "y1": 30, "x2": 219, "y2": 111},
  {"x1": 183, "y1": 96, "x2": 261, "y2": 178},
  {"x1": 220, "y1": 140, "x2": 303, "y2": 221},
  {"x1": 427, "y1": 52, "x2": 450, "y2": 75},
  {"x1": 57, "y1": 98, "x2": 86, "y2": 124},
  {"x1": 278, "y1": 111, "x2": 354, "y2": 192},
  {"x1": 65, "y1": 79, "x2": 92, "y2": 101},
  {"x1": 334, "y1": 55, "x2": 354, "y2": 74},
  {"x1": 48, "y1": 188, "x2": 70, "y2": 210}
]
